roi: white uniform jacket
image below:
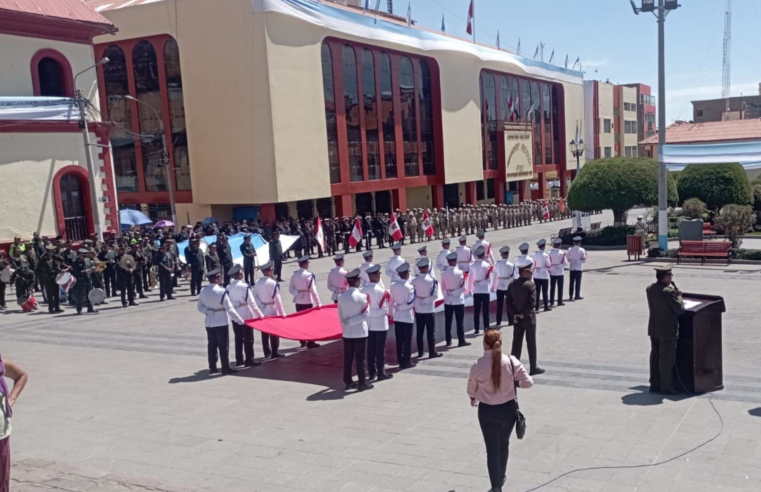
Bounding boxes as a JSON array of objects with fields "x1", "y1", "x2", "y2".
[
  {"x1": 289, "y1": 268, "x2": 321, "y2": 307},
  {"x1": 337, "y1": 287, "x2": 370, "y2": 338},
  {"x1": 531, "y1": 251, "x2": 551, "y2": 280},
  {"x1": 435, "y1": 249, "x2": 450, "y2": 273},
  {"x1": 197, "y1": 283, "x2": 245, "y2": 327},
  {"x1": 225, "y1": 279, "x2": 263, "y2": 321},
  {"x1": 469, "y1": 259, "x2": 494, "y2": 294},
  {"x1": 389, "y1": 280, "x2": 416, "y2": 324},
  {"x1": 548, "y1": 248, "x2": 569, "y2": 276},
  {"x1": 361, "y1": 282, "x2": 390, "y2": 331},
  {"x1": 514, "y1": 254, "x2": 534, "y2": 271},
  {"x1": 253, "y1": 277, "x2": 285, "y2": 317},
  {"x1": 493, "y1": 260, "x2": 518, "y2": 292},
  {"x1": 440, "y1": 265, "x2": 465, "y2": 305},
  {"x1": 414, "y1": 257, "x2": 436, "y2": 279},
  {"x1": 455, "y1": 245, "x2": 473, "y2": 273},
  {"x1": 385, "y1": 255, "x2": 405, "y2": 284},
  {"x1": 411, "y1": 273, "x2": 439, "y2": 314},
  {"x1": 327, "y1": 266, "x2": 348, "y2": 301},
  {"x1": 472, "y1": 239, "x2": 496, "y2": 265},
  {"x1": 567, "y1": 246, "x2": 588, "y2": 271}
]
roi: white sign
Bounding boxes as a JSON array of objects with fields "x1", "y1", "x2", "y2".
[{"x1": 503, "y1": 122, "x2": 534, "y2": 183}]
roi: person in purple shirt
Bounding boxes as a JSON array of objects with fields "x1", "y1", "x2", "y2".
[{"x1": 0, "y1": 352, "x2": 28, "y2": 492}]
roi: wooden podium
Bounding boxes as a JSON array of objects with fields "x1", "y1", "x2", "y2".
[{"x1": 676, "y1": 293, "x2": 726, "y2": 394}]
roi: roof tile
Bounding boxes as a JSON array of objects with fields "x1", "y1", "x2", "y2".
[{"x1": 641, "y1": 119, "x2": 761, "y2": 145}]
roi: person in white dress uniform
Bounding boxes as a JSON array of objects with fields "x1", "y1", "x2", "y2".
[
  {"x1": 359, "y1": 250, "x2": 384, "y2": 288},
  {"x1": 455, "y1": 236, "x2": 473, "y2": 274},
  {"x1": 289, "y1": 255, "x2": 322, "y2": 348},
  {"x1": 253, "y1": 261, "x2": 286, "y2": 359},
  {"x1": 338, "y1": 268, "x2": 372, "y2": 391},
  {"x1": 413, "y1": 245, "x2": 436, "y2": 279},
  {"x1": 514, "y1": 243, "x2": 534, "y2": 272},
  {"x1": 440, "y1": 251, "x2": 469, "y2": 347},
  {"x1": 197, "y1": 268, "x2": 245, "y2": 375},
  {"x1": 411, "y1": 257, "x2": 442, "y2": 359},
  {"x1": 327, "y1": 254, "x2": 348, "y2": 303},
  {"x1": 472, "y1": 230, "x2": 496, "y2": 265},
  {"x1": 567, "y1": 236, "x2": 587, "y2": 301},
  {"x1": 436, "y1": 238, "x2": 451, "y2": 274},
  {"x1": 389, "y1": 262, "x2": 416, "y2": 369},
  {"x1": 385, "y1": 243, "x2": 405, "y2": 285},
  {"x1": 493, "y1": 245, "x2": 518, "y2": 327},
  {"x1": 361, "y1": 264, "x2": 393, "y2": 381},
  {"x1": 470, "y1": 245, "x2": 494, "y2": 334},
  {"x1": 531, "y1": 239, "x2": 552, "y2": 312},
  {"x1": 548, "y1": 238, "x2": 569, "y2": 307},
  {"x1": 226, "y1": 264, "x2": 264, "y2": 367}
]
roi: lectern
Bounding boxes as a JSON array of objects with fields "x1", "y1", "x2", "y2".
[{"x1": 675, "y1": 293, "x2": 726, "y2": 394}]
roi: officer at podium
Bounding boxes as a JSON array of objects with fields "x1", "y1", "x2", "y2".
[{"x1": 646, "y1": 265, "x2": 685, "y2": 395}]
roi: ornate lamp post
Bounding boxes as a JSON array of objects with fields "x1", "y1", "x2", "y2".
[{"x1": 569, "y1": 138, "x2": 584, "y2": 231}]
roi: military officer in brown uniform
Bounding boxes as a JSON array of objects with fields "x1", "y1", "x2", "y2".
[
  {"x1": 646, "y1": 265, "x2": 685, "y2": 395},
  {"x1": 506, "y1": 260, "x2": 545, "y2": 376}
]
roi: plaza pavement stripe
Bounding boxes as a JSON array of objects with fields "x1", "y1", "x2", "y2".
[{"x1": 0, "y1": 331, "x2": 205, "y2": 357}]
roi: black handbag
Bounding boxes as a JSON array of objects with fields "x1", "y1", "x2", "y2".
[{"x1": 509, "y1": 356, "x2": 527, "y2": 440}]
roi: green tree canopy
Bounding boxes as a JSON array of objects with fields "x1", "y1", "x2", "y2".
[
  {"x1": 567, "y1": 157, "x2": 678, "y2": 225},
  {"x1": 676, "y1": 163, "x2": 752, "y2": 209}
]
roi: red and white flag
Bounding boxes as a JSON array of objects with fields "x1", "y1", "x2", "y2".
[
  {"x1": 314, "y1": 217, "x2": 325, "y2": 252},
  {"x1": 348, "y1": 218, "x2": 363, "y2": 249},
  {"x1": 466, "y1": 0, "x2": 474, "y2": 35},
  {"x1": 422, "y1": 210, "x2": 434, "y2": 237},
  {"x1": 388, "y1": 213, "x2": 403, "y2": 242}
]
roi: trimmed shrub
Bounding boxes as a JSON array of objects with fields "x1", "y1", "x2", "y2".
[
  {"x1": 677, "y1": 163, "x2": 753, "y2": 209},
  {"x1": 716, "y1": 204, "x2": 755, "y2": 248},
  {"x1": 683, "y1": 198, "x2": 707, "y2": 220}
]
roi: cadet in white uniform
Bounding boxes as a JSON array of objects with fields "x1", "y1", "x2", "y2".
[
  {"x1": 455, "y1": 236, "x2": 473, "y2": 274},
  {"x1": 362, "y1": 264, "x2": 392, "y2": 381},
  {"x1": 289, "y1": 255, "x2": 322, "y2": 348},
  {"x1": 338, "y1": 268, "x2": 372, "y2": 391},
  {"x1": 436, "y1": 238, "x2": 451, "y2": 274},
  {"x1": 226, "y1": 264, "x2": 264, "y2": 367},
  {"x1": 389, "y1": 262, "x2": 416, "y2": 369},
  {"x1": 327, "y1": 254, "x2": 348, "y2": 303},
  {"x1": 567, "y1": 236, "x2": 587, "y2": 301},
  {"x1": 197, "y1": 268, "x2": 245, "y2": 375},
  {"x1": 385, "y1": 243, "x2": 405, "y2": 284},
  {"x1": 514, "y1": 243, "x2": 534, "y2": 271},
  {"x1": 440, "y1": 251, "x2": 469, "y2": 347},
  {"x1": 548, "y1": 238, "x2": 569, "y2": 307},
  {"x1": 470, "y1": 245, "x2": 493, "y2": 334},
  {"x1": 472, "y1": 230, "x2": 496, "y2": 265},
  {"x1": 494, "y1": 245, "x2": 518, "y2": 327},
  {"x1": 254, "y1": 261, "x2": 286, "y2": 359},
  {"x1": 411, "y1": 257, "x2": 442, "y2": 359},
  {"x1": 413, "y1": 245, "x2": 436, "y2": 279},
  {"x1": 531, "y1": 239, "x2": 552, "y2": 312}
]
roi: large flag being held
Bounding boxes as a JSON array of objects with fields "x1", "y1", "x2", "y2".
[
  {"x1": 348, "y1": 218, "x2": 363, "y2": 248},
  {"x1": 388, "y1": 213, "x2": 403, "y2": 242}
]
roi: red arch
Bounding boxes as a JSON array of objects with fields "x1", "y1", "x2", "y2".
[
  {"x1": 31, "y1": 49, "x2": 75, "y2": 97},
  {"x1": 53, "y1": 166, "x2": 95, "y2": 240}
]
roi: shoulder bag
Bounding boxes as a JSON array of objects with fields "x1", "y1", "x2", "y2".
[{"x1": 509, "y1": 355, "x2": 527, "y2": 440}]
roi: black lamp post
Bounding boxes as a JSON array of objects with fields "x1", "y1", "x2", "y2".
[{"x1": 569, "y1": 138, "x2": 584, "y2": 231}]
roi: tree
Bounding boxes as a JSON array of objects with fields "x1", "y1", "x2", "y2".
[
  {"x1": 567, "y1": 157, "x2": 678, "y2": 227},
  {"x1": 676, "y1": 163, "x2": 753, "y2": 210},
  {"x1": 682, "y1": 198, "x2": 707, "y2": 220},
  {"x1": 716, "y1": 204, "x2": 755, "y2": 248}
]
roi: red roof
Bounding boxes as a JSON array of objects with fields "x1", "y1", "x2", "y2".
[
  {"x1": 640, "y1": 119, "x2": 761, "y2": 145},
  {"x1": 0, "y1": 0, "x2": 115, "y2": 30}
]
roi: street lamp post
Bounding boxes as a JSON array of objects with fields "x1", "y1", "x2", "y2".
[
  {"x1": 569, "y1": 138, "x2": 584, "y2": 231},
  {"x1": 123, "y1": 95, "x2": 178, "y2": 226}
]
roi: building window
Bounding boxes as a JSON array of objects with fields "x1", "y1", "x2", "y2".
[
  {"x1": 521, "y1": 79, "x2": 531, "y2": 123},
  {"x1": 342, "y1": 45, "x2": 364, "y2": 182},
  {"x1": 418, "y1": 59, "x2": 435, "y2": 176},
  {"x1": 501, "y1": 76, "x2": 520, "y2": 123},
  {"x1": 380, "y1": 53, "x2": 396, "y2": 179},
  {"x1": 486, "y1": 178, "x2": 495, "y2": 199},
  {"x1": 362, "y1": 50, "x2": 381, "y2": 181},
  {"x1": 542, "y1": 83, "x2": 552, "y2": 165},
  {"x1": 531, "y1": 82, "x2": 542, "y2": 167},
  {"x1": 476, "y1": 180, "x2": 485, "y2": 201},
  {"x1": 102, "y1": 45, "x2": 138, "y2": 192},
  {"x1": 604, "y1": 118, "x2": 611, "y2": 134},
  {"x1": 604, "y1": 147, "x2": 612, "y2": 158},
  {"x1": 133, "y1": 40, "x2": 167, "y2": 192},
  {"x1": 37, "y1": 57, "x2": 67, "y2": 97},
  {"x1": 164, "y1": 38, "x2": 191, "y2": 191},
  {"x1": 696, "y1": 109, "x2": 704, "y2": 117},
  {"x1": 321, "y1": 43, "x2": 341, "y2": 184},
  {"x1": 481, "y1": 73, "x2": 497, "y2": 170},
  {"x1": 400, "y1": 56, "x2": 419, "y2": 177}
]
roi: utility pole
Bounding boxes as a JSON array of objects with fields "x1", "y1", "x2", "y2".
[
  {"x1": 722, "y1": 0, "x2": 732, "y2": 113},
  {"x1": 76, "y1": 91, "x2": 104, "y2": 242}
]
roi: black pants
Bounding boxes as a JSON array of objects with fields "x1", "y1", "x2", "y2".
[
  {"x1": 206, "y1": 325, "x2": 231, "y2": 373},
  {"x1": 45, "y1": 281, "x2": 60, "y2": 312},
  {"x1": 395, "y1": 322, "x2": 413, "y2": 367},
  {"x1": 261, "y1": 331, "x2": 281, "y2": 358},
  {"x1": 190, "y1": 269, "x2": 203, "y2": 295},
  {"x1": 473, "y1": 293, "x2": 491, "y2": 332},
  {"x1": 0, "y1": 282, "x2": 5, "y2": 306},
  {"x1": 343, "y1": 337, "x2": 367, "y2": 386},
  {"x1": 159, "y1": 272, "x2": 173, "y2": 299},
  {"x1": 549, "y1": 275, "x2": 564, "y2": 304},
  {"x1": 367, "y1": 330, "x2": 388, "y2": 378},
  {"x1": 133, "y1": 270, "x2": 144, "y2": 297},
  {"x1": 376, "y1": 231, "x2": 385, "y2": 248},
  {"x1": 364, "y1": 233, "x2": 373, "y2": 251},
  {"x1": 244, "y1": 262, "x2": 255, "y2": 286},
  {"x1": 103, "y1": 269, "x2": 115, "y2": 297},
  {"x1": 415, "y1": 312, "x2": 437, "y2": 357},
  {"x1": 495, "y1": 290, "x2": 510, "y2": 326},
  {"x1": 120, "y1": 274, "x2": 135, "y2": 306},
  {"x1": 569, "y1": 271, "x2": 582, "y2": 300},
  {"x1": 232, "y1": 321, "x2": 254, "y2": 365},
  {"x1": 534, "y1": 278, "x2": 549, "y2": 310},
  {"x1": 144, "y1": 268, "x2": 151, "y2": 290},
  {"x1": 649, "y1": 337, "x2": 677, "y2": 392},
  {"x1": 444, "y1": 304, "x2": 465, "y2": 345},
  {"x1": 223, "y1": 266, "x2": 232, "y2": 287},
  {"x1": 511, "y1": 321, "x2": 538, "y2": 372},
  {"x1": 274, "y1": 259, "x2": 283, "y2": 281},
  {"x1": 478, "y1": 400, "x2": 519, "y2": 491}
]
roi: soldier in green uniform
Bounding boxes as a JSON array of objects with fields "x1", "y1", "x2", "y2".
[
  {"x1": 70, "y1": 249, "x2": 95, "y2": 315},
  {"x1": 646, "y1": 265, "x2": 685, "y2": 395},
  {"x1": 43, "y1": 248, "x2": 65, "y2": 313}
]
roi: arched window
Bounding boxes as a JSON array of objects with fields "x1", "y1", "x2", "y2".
[
  {"x1": 321, "y1": 43, "x2": 340, "y2": 184},
  {"x1": 380, "y1": 53, "x2": 397, "y2": 179},
  {"x1": 164, "y1": 38, "x2": 191, "y2": 191},
  {"x1": 542, "y1": 83, "x2": 552, "y2": 164},
  {"x1": 133, "y1": 40, "x2": 166, "y2": 191},
  {"x1": 399, "y1": 56, "x2": 418, "y2": 177},
  {"x1": 38, "y1": 58, "x2": 66, "y2": 97},
  {"x1": 531, "y1": 81, "x2": 542, "y2": 167},
  {"x1": 501, "y1": 76, "x2": 519, "y2": 123},
  {"x1": 418, "y1": 59, "x2": 435, "y2": 175},
  {"x1": 362, "y1": 50, "x2": 380, "y2": 181},
  {"x1": 102, "y1": 45, "x2": 137, "y2": 192},
  {"x1": 482, "y1": 73, "x2": 497, "y2": 171},
  {"x1": 552, "y1": 85, "x2": 561, "y2": 164},
  {"x1": 342, "y1": 45, "x2": 363, "y2": 182}
]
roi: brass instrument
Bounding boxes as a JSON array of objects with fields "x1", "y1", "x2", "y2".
[
  {"x1": 93, "y1": 261, "x2": 107, "y2": 273},
  {"x1": 120, "y1": 254, "x2": 136, "y2": 270}
]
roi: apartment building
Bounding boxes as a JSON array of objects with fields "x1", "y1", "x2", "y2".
[{"x1": 614, "y1": 85, "x2": 639, "y2": 158}]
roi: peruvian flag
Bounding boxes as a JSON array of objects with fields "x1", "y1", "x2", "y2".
[
  {"x1": 388, "y1": 213, "x2": 403, "y2": 242},
  {"x1": 421, "y1": 210, "x2": 434, "y2": 237},
  {"x1": 314, "y1": 217, "x2": 325, "y2": 252},
  {"x1": 465, "y1": 0, "x2": 474, "y2": 35},
  {"x1": 542, "y1": 201, "x2": 550, "y2": 220},
  {"x1": 348, "y1": 218, "x2": 363, "y2": 249}
]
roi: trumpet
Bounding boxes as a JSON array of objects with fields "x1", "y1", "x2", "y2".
[{"x1": 93, "y1": 261, "x2": 108, "y2": 273}]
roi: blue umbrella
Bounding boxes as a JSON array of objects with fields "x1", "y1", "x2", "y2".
[
  {"x1": 119, "y1": 209, "x2": 152, "y2": 229},
  {"x1": 201, "y1": 217, "x2": 216, "y2": 226}
]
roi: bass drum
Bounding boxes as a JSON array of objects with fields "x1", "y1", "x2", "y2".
[
  {"x1": 88, "y1": 288, "x2": 106, "y2": 306},
  {"x1": 0, "y1": 266, "x2": 11, "y2": 283}
]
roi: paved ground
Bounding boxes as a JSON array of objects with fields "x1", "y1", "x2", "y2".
[{"x1": 3, "y1": 209, "x2": 761, "y2": 492}]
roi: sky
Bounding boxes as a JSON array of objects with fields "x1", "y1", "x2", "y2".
[{"x1": 387, "y1": 0, "x2": 761, "y2": 124}]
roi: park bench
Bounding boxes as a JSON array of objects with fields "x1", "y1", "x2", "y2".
[
  {"x1": 552, "y1": 227, "x2": 573, "y2": 240},
  {"x1": 590, "y1": 222, "x2": 602, "y2": 230},
  {"x1": 677, "y1": 240, "x2": 731, "y2": 265},
  {"x1": 702, "y1": 222, "x2": 717, "y2": 239}
]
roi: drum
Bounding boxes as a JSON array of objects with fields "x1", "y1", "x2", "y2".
[
  {"x1": 0, "y1": 266, "x2": 11, "y2": 283},
  {"x1": 55, "y1": 271, "x2": 77, "y2": 292},
  {"x1": 88, "y1": 288, "x2": 106, "y2": 306},
  {"x1": 120, "y1": 254, "x2": 135, "y2": 270},
  {"x1": 149, "y1": 266, "x2": 158, "y2": 287},
  {"x1": 18, "y1": 295, "x2": 37, "y2": 312}
]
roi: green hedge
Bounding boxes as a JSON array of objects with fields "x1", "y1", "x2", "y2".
[
  {"x1": 648, "y1": 248, "x2": 761, "y2": 261},
  {"x1": 677, "y1": 163, "x2": 753, "y2": 209}
]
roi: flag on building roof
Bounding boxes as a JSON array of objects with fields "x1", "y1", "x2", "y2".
[
  {"x1": 516, "y1": 38, "x2": 521, "y2": 56},
  {"x1": 441, "y1": 13, "x2": 445, "y2": 32},
  {"x1": 466, "y1": 0, "x2": 474, "y2": 35},
  {"x1": 496, "y1": 31, "x2": 500, "y2": 50},
  {"x1": 406, "y1": 1, "x2": 411, "y2": 26},
  {"x1": 533, "y1": 44, "x2": 539, "y2": 60},
  {"x1": 549, "y1": 49, "x2": 554, "y2": 64},
  {"x1": 565, "y1": 54, "x2": 569, "y2": 69},
  {"x1": 573, "y1": 56, "x2": 580, "y2": 69}
]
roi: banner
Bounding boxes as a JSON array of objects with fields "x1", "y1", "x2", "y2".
[
  {"x1": 348, "y1": 218, "x2": 363, "y2": 248},
  {"x1": 422, "y1": 210, "x2": 434, "y2": 237},
  {"x1": 388, "y1": 213, "x2": 403, "y2": 241},
  {"x1": 314, "y1": 217, "x2": 325, "y2": 252}
]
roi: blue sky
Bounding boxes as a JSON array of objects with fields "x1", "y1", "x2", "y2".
[{"x1": 389, "y1": 0, "x2": 761, "y2": 124}]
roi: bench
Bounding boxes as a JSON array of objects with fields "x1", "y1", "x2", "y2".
[
  {"x1": 552, "y1": 227, "x2": 573, "y2": 240},
  {"x1": 677, "y1": 240, "x2": 731, "y2": 265},
  {"x1": 591, "y1": 222, "x2": 602, "y2": 230},
  {"x1": 702, "y1": 222, "x2": 717, "y2": 239}
]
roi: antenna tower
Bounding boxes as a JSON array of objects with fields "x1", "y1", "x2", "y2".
[{"x1": 722, "y1": 0, "x2": 732, "y2": 112}]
